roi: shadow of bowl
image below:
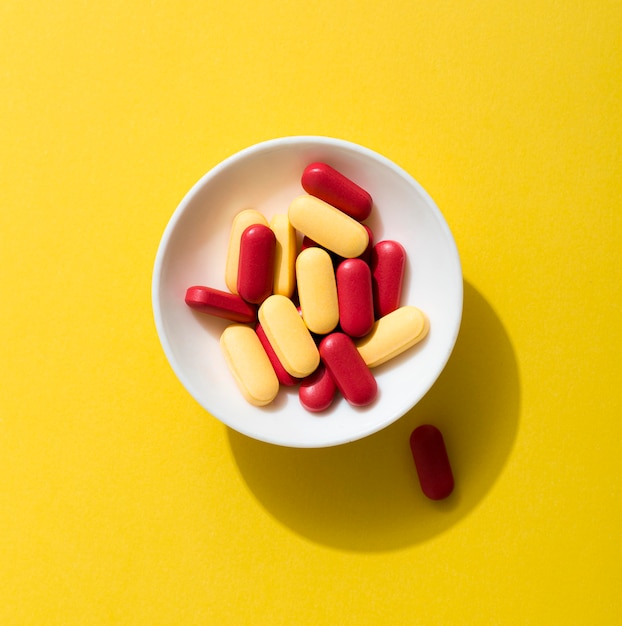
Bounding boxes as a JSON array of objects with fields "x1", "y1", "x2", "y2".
[{"x1": 228, "y1": 281, "x2": 521, "y2": 551}]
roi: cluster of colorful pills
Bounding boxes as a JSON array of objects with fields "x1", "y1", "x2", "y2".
[{"x1": 185, "y1": 162, "x2": 429, "y2": 411}]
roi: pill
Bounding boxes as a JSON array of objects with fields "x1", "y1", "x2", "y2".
[
  {"x1": 255, "y1": 322, "x2": 299, "y2": 386},
  {"x1": 237, "y1": 224, "x2": 276, "y2": 304},
  {"x1": 258, "y1": 294, "x2": 320, "y2": 378},
  {"x1": 185, "y1": 285, "x2": 257, "y2": 323},
  {"x1": 336, "y1": 258, "x2": 375, "y2": 338},
  {"x1": 301, "y1": 162, "x2": 373, "y2": 221},
  {"x1": 371, "y1": 240, "x2": 406, "y2": 318},
  {"x1": 269, "y1": 213, "x2": 297, "y2": 298},
  {"x1": 299, "y1": 364, "x2": 338, "y2": 412},
  {"x1": 225, "y1": 209, "x2": 268, "y2": 294},
  {"x1": 356, "y1": 305, "x2": 429, "y2": 368},
  {"x1": 319, "y1": 333, "x2": 377, "y2": 407},
  {"x1": 220, "y1": 324, "x2": 279, "y2": 407},
  {"x1": 296, "y1": 247, "x2": 339, "y2": 335},
  {"x1": 289, "y1": 195, "x2": 369, "y2": 259},
  {"x1": 410, "y1": 425, "x2": 454, "y2": 500}
]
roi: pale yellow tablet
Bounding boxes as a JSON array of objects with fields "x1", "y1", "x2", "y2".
[
  {"x1": 288, "y1": 194, "x2": 369, "y2": 258},
  {"x1": 356, "y1": 306, "x2": 429, "y2": 368},
  {"x1": 258, "y1": 295, "x2": 320, "y2": 378},
  {"x1": 296, "y1": 247, "x2": 339, "y2": 335},
  {"x1": 269, "y1": 213, "x2": 297, "y2": 298},
  {"x1": 220, "y1": 324, "x2": 279, "y2": 406}
]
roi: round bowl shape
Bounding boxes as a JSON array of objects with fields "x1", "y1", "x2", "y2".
[{"x1": 152, "y1": 136, "x2": 462, "y2": 448}]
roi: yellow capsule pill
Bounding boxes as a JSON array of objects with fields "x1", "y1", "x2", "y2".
[
  {"x1": 225, "y1": 209, "x2": 268, "y2": 294},
  {"x1": 220, "y1": 324, "x2": 279, "y2": 406},
  {"x1": 296, "y1": 247, "x2": 339, "y2": 335},
  {"x1": 269, "y1": 213, "x2": 297, "y2": 298},
  {"x1": 288, "y1": 194, "x2": 369, "y2": 258},
  {"x1": 258, "y1": 294, "x2": 320, "y2": 378},
  {"x1": 355, "y1": 306, "x2": 429, "y2": 368}
]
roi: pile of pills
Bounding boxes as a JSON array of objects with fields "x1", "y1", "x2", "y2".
[{"x1": 185, "y1": 162, "x2": 429, "y2": 412}]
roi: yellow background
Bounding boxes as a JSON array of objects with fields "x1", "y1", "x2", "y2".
[{"x1": 1, "y1": 1, "x2": 620, "y2": 624}]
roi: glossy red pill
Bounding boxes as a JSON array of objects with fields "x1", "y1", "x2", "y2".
[
  {"x1": 237, "y1": 224, "x2": 276, "y2": 304},
  {"x1": 319, "y1": 333, "x2": 377, "y2": 407},
  {"x1": 371, "y1": 240, "x2": 406, "y2": 318},
  {"x1": 185, "y1": 286, "x2": 257, "y2": 323},
  {"x1": 299, "y1": 364, "x2": 337, "y2": 412},
  {"x1": 255, "y1": 323, "x2": 299, "y2": 386},
  {"x1": 336, "y1": 258, "x2": 375, "y2": 338},
  {"x1": 409, "y1": 425, "x2": 454, "y2": 500},
  {"x1": 301, "y1": 162, "x2": 373, "y2": 221}
]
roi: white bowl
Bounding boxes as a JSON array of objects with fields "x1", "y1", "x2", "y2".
[{"x1": 152, "y1": 136, "x2": 462, "y2": 447}]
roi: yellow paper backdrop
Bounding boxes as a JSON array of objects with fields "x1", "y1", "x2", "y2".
[{"x1": 1, "y1": 1, "x2": 620, "y2": 624}]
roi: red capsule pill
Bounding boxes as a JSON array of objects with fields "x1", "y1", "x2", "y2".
[
  {"x1": 185, "y1": 286, "x2": 257, "y2": 323},
  {"x1": 319, "y1": 333, "x2": 377, "y2": 407},
  {"x1": 301, "y1": 162, "x2": 373, "y2": 221},
  {"x1": 371, "y1": 240, "x2": 406, "y2": 318},
  {"x1": 237, "y1": 224, "x2": 276, "y2": 304},
  {"x1": 255, "y1": 323, "x2": 299, "y2": 386},
  {"x1": 409, "y1": 425, "x2": 454, "y2": 500},
  {"x1": 336, "y1": 258, "x2": 375, "y2": 338},
  {"x1": 299, "y1": 364, "x2": 337, "y2": 412}
]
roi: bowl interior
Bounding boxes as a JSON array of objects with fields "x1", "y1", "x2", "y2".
[{"x1": 152, "y1": 137, "x2": 462, "y2": 447}]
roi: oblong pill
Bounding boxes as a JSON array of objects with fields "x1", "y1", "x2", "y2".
[
  {"x1": 225, "y1": 209, "x2": 268, "y2": 294},
  {"x1": 371, "y1": 240, "x2": 406, "y2": 318},
  {"x1": 288, "y1": 195, "x2": 369, "y2": 259},
  {"x1": 296, "y1": 247, "x2": 339, "y2": 335},
  {"x1": 319, "y1": 333, "x2": 377, "y2": 407},
  {"x1": 269, "y1": 213, "x2": 297, "y2": 298},
  {"x1": 185, "y1": 286, "x2": 257, "y2": 323},
  {"x1": 255, "y1": 322, "x2": 299, "y2": 386},
  {"x1": 410, "y1": 425, "x2": 454, "y2": 500},
  {"x1": 355, "y1": 305, "x2": 429, "y2": 368},
  {"x1": 301, "y1": 162, "x2": 373, "y2": 221},
  {"x1": 237, "y1": 224, "x2": 276, "y2": 304},
  {"x1": 299, "y1": 364, "x2": 337, "y2": 412},
  {"x1": 220, "y1": 325, "x2": 279, "y2": 406},
  {"x1": 258, "y1": 295, "x2": 320, "y2": 378},
  {"x1": 336, "y1": 258, "x2": 375, "y2": 338}
]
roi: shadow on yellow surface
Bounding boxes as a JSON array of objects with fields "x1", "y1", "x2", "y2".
[{"x1": 229, "y1": 281, "x2": 520, "y2": 551}]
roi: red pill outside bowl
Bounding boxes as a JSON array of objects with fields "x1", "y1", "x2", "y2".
[{"x1": 409, "y1": 425, "x2": 454, "y2": 500}]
